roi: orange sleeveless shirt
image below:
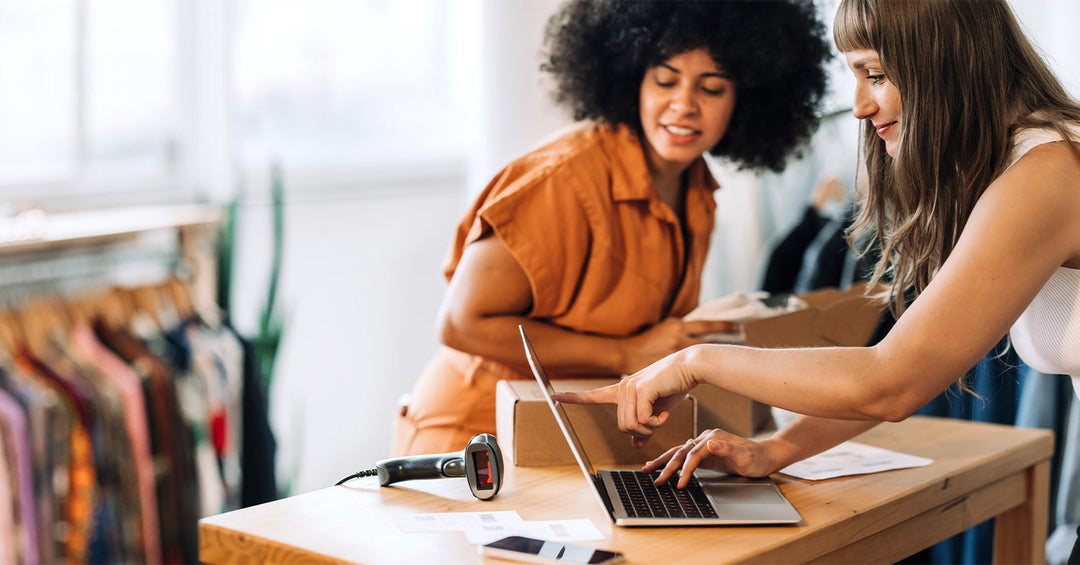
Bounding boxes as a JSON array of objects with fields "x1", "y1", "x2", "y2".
[{"x1": 393, "y1": 122, "x2": 719, "y2": 455}]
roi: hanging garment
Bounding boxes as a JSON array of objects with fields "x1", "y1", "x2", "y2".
[
  {"x1": 0, "y1": 363, "x2": 64, "y2": 565},
  {"x1": 94, "y1": 322, "x2": 199, "y2": 565},
  {"x1": 0, "y1": 388, "x2": 35, "y2": 565},
  {"x1": 70, "y1": 323, "x2": 161, "y2": 564},
  {"x1": 14, "y1": 349, "x2": 96, "y2": 564}
]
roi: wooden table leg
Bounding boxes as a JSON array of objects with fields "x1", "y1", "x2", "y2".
[{"x1": 993, "y1": 459, "x2": 1049, "y2": 564}]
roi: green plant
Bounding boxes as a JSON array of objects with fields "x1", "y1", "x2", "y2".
[
  {"x1": 254, "y1": 163, "x2": 287, "y2": 390},
  {"x1": 217, "y1": 161, "x2": 287, "y2": 391}
]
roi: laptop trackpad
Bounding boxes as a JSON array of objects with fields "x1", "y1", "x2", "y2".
[{"x1": 701, "y1": 483, "x2": 786, "y2": 504}]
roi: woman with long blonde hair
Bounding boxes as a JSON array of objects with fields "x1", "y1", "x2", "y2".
[{"x1": 560, "y1": 1, "x2": 1080, "y2": 559}]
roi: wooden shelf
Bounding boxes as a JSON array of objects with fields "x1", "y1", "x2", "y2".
[
  {"x1": 0, "y1": 204, "x2": 224, "y2": 253},
  {"x1": 0, "y1": 205, "x2": 224, "y2": 317}
]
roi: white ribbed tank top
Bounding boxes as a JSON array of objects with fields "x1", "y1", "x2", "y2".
[{"x1": 1005, "y1": 124, "x2": 1080, "y2": 398}]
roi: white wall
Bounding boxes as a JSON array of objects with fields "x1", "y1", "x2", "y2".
[
  {"x1": 247, "y1": 179, "x2": 462, "y2": 494},
  {"x1": 474, "y1": 0, "x2": 570, "y2": 193},
  {"x1": 233, "y1": 0, "x2": 570, "y2": 495},
  {"x1": 1010, "y1": 0, "x2": 1080, "y2": 97}
]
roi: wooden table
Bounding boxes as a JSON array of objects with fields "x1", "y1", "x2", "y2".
[{"x1": 199, "y1": 416, "x2": 1052, "y2": 564}]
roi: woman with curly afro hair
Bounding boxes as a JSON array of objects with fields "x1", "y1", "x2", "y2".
[{"x1": 392, "y1": 0, "x2": 830, "y2": 456}]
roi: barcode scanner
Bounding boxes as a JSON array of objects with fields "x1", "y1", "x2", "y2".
[{"x1": 334, "y1": 433, "x2": 504, "y2": 500}]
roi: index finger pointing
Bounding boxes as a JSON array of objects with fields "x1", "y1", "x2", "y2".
[{"x1": 553, "y1": 385, "x2": 619, "y2": 405}]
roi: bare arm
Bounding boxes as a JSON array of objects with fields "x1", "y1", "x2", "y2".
[
  {"x1": 437, "y1": 234, "x2": 736, "y2": 375},
  {"x1": 561, "y1": 142, "x2": 1080, "y2": 434}
]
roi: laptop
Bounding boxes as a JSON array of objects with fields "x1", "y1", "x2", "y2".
[{"x1": 518, "y1": 325, "x2": 803, "y2": 526}]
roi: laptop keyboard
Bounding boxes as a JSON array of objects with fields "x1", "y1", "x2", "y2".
[{"x1": 610, "y1": 470, "x2": 718, "y2": 519}]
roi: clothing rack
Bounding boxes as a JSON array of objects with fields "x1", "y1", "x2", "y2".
[
  {"x1": 0, "y1": 205, "x2": 222, "y2": 313},
  {"x1": 0, "y1": 205, "x2": 276, "y2": 565}
]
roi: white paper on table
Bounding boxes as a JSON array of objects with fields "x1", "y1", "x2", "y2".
[
  {"x1": 464, "y1": 518, "x2": 605, "y2": 545},
  {"x1": 394, "y1": 510, "x2": 525, "y2": 533},
  {"x1": 395, "y1": 511, "x2": 605, "y2": 546},
  {"x1": 779, "y1": 441, "x2": 933, "y2": 481}
]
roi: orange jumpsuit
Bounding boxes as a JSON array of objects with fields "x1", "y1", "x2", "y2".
[{"x1": 392, "y1": 122, "x2": 719, "y2": 456}]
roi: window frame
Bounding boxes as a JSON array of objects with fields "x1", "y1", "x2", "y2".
[{"x1": 0, "y1": 0, "x2": 209, "y2": 211}]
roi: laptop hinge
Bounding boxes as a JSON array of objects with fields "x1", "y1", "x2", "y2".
[{"x1": 593, "y1": 474, "x2": 617, "y2": 514}]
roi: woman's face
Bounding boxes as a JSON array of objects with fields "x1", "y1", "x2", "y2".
[
  {"x1": 845, "y1": 49, "x2": 902, "y2": 157},
  {"x1": 638, "y1": 47, "x2": 736, "y2": 174}
]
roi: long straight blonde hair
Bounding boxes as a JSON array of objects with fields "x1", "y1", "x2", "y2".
[{"x1": 834, "y1": 0, "x2": 1080, "y2": 313}]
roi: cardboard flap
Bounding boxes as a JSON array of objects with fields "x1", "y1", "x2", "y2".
[
  {"x1": 737, "y1": 284, "x2": 884, "y2": 349},
  {"x1": 813, "y1": 297, "x2": 884, "y2": 346},
  {"x1": 798, "y1": 287, "x2": 843, "y2": 308},
  {"x1": 742, "y1": 308, "x2": 829, "y2": 348}
]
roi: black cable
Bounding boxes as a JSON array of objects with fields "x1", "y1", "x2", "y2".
[{"x1": 335, "y1": 467, "x2": 378, "y2": 486}]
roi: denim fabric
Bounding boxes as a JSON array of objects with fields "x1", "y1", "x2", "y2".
[
  {"x1": 911, "y1": 342, "x2": 1023, "y2": 565},
  {"x1": 1017, "y1": 365, "x2": 1080, "y2": 564}
]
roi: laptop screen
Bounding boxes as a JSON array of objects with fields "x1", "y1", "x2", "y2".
[{"x1": 518, "y1": 325, "x2": 597, "y2": 476}]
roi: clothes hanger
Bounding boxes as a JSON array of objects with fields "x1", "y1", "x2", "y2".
[
  {"x1": 97, "y1": 287, "x2": 133, "y2": 332},
  {"x1": 123, "y1": 286, "x2": 164, "y2": 338},
  {"x1": 66, "y1": 294, "x2": 95, "y2": 329},
  {"x1": 151, "y1": 281, "x2": 182, "y2": 329},
  {"x1": 17, "y1": 297, "x2": 60, "y2": 359},
  {"x1": 131, "y1": 286, "x2": 163, "y2": 328},
  {"x1": 165, "y1": 277, "x2": 196, "y2": 322},
  {"x1": 0, "y1": 309, "x2": 20, "y2": 356}
]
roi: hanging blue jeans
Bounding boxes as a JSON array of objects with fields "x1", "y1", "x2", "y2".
[
  {"x1": 1017, "y1": 365, "x2": 1080, "y2": 564},
  {"x1": 911, "y1": 342, "x2": 1022, "y2": 565}
]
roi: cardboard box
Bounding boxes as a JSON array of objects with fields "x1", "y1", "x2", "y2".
[
  {"x1": 689, "y1": 385, "x2": 773, "y2": 438},
  {"x1": 691, "y1": 283, "x2": 885, "y2": 437},
  {"x1": 496, "y1": 378, "x2": 696, "y2": 467},
  {"x1": 494, "y1": 285, "x2": 884, "y2": 465},
  {"x1": 740, "y1": 283, "x2": 884, "y2": 349}
]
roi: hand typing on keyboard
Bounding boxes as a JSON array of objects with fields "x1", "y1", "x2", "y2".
[
  {"x1": 643, "y1": 429, "x2": 777, "y2": 489},
  {"x1": 612, "y1": 470, "x2": 719, "y2": 519}
]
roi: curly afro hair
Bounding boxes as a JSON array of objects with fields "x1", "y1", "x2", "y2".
[{"x1": 541, "y1": 0, "x2": 830, "y2": 173}]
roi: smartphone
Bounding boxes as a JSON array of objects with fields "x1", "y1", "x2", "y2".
[{"x1": 480, "y1": 536, "x2": 624, "y2": 564}]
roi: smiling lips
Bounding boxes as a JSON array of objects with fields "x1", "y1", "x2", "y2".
[
  {"x1": 875, "y1": 122, "x2": 896, "y2": 137},
  {"x1": 664, "y1": 124, "x2": 699, "y2": 138}
]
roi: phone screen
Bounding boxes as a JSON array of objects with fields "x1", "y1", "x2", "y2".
[{"x1": 483, "y1": 536, "x2": 623, "y2": 564}]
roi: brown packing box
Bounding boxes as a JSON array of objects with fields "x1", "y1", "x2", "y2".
[
  {"x1": 688, "y1": 385, "x2": 772, "y2": 438},
  {"x1": 496, "y1": 378, "x2": 696, "y2": 467},
  {"x1": 495, "y1": 284, "x2": 884, "y2": 466},
  {"x1": 741, "y1": 283, "x2": 885, "y2": 349},
  {"x1": 694, "y1": 282, "x2": 885, "y2": 437}
]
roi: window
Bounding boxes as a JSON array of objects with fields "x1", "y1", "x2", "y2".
[
  {"x1": 233, "y1": 0, "x2": 481, "y2": 174},
  {"x1": 0, "y1": 0, "x2": 181, "y2": 203},
  {"x1": 0, "y1": 0, "x2": 489, "y2": 205}
]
